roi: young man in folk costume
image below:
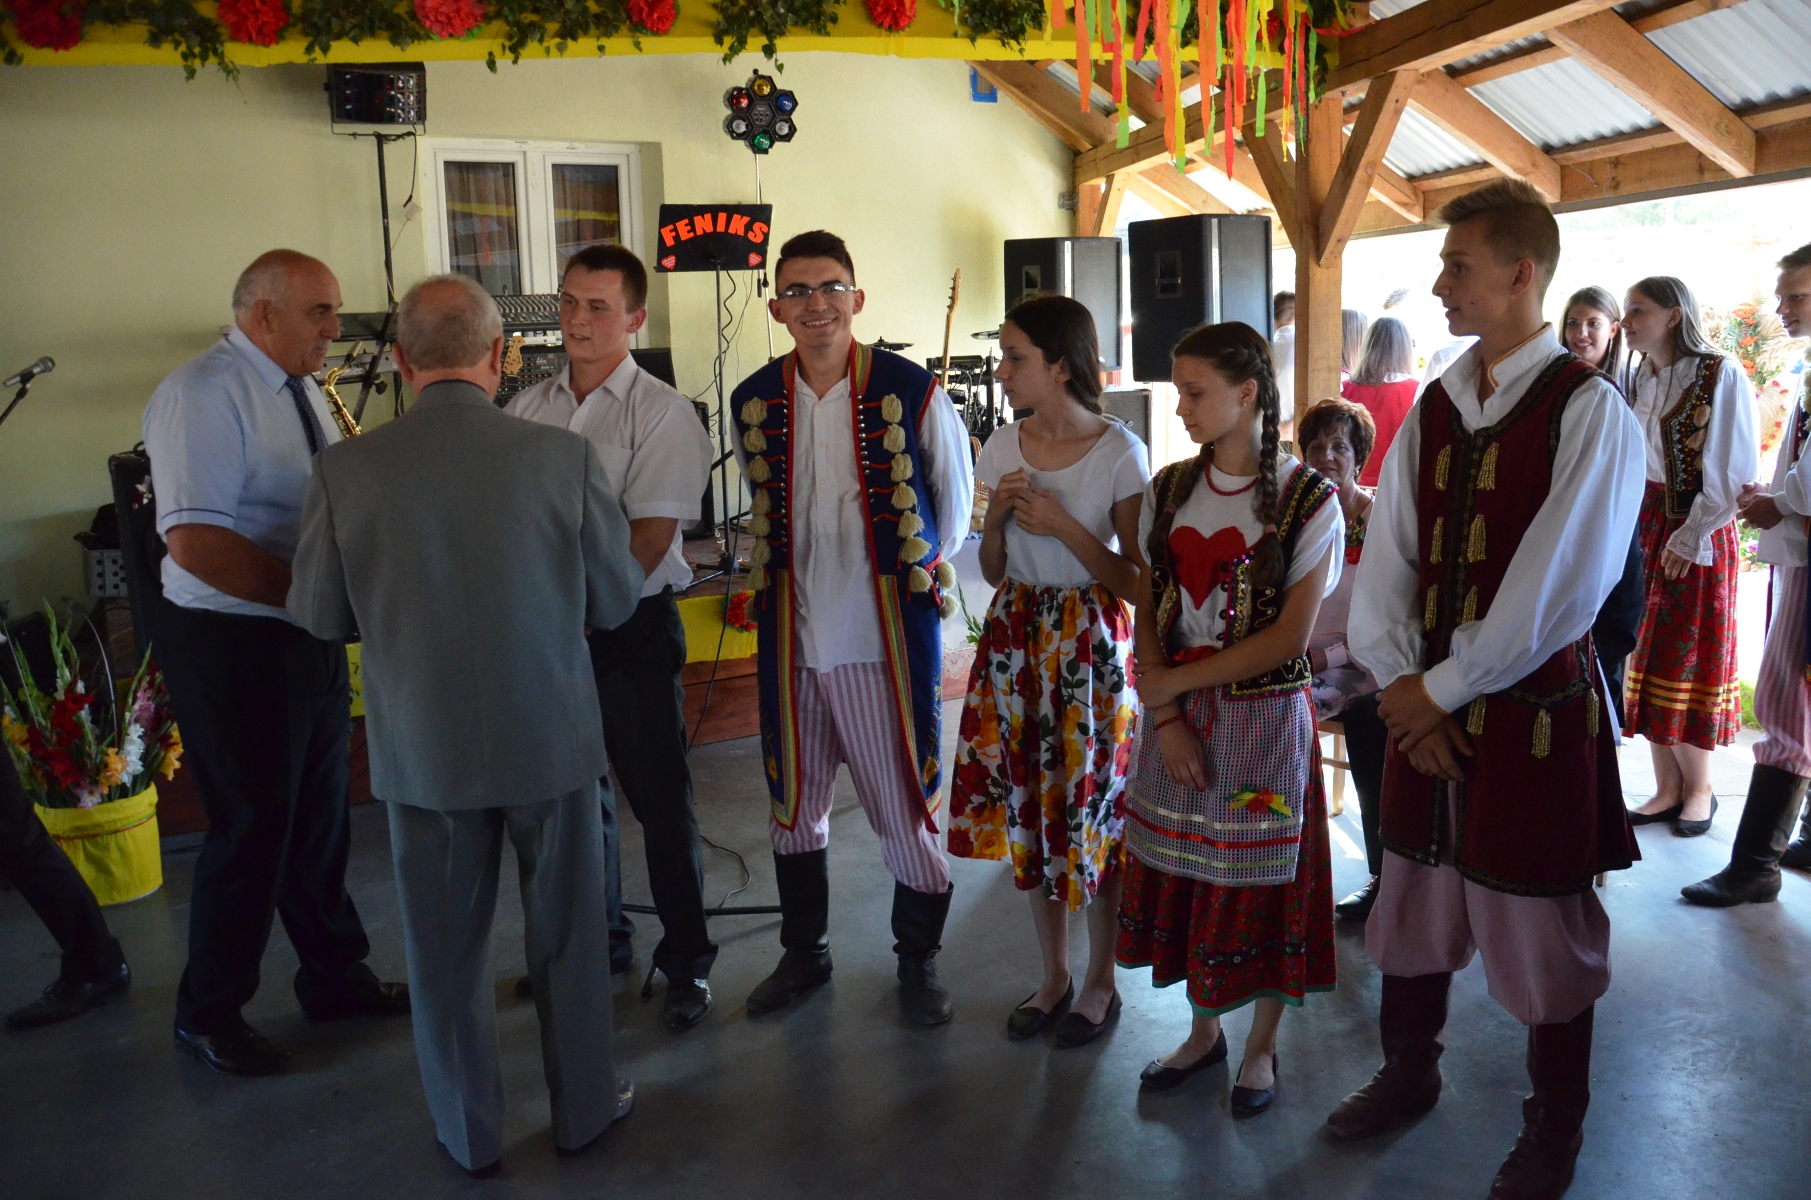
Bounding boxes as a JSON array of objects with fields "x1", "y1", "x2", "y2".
[
  {"x1": 1335, "y1": 180, "x2": 1646, "y2": 1200},
  {"x1": 1684, "y1": 243, "x2": 1811, "y2": 905},
  {"x1": 730, "y1": 230, "x2": 974, "y2": 1025}
]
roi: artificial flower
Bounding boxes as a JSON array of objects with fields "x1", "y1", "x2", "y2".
[
  {"x1": 414, "y1": 0, "x2": 485, "y2": 39},
  {"x1": 99, "y1": 748, "x2": 126, "y2": 790},
  {"x1": 217, "y1": 0, "x2": 290, "y2": 45},
  {"x1": 865, "y1": 0, "x2": 914, "y2": 31},
  {"x1": 8, "y1": 0, "x2": 84, "y2": 51},
  {"x1": 628, "y1": 0, "x2": 677, "y2": 34},
  {"x1": 159, "y1": 731, "x2": 183, "y2": 780}
]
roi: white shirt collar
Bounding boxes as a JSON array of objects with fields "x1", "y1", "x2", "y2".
[
  {"x1": 561, "y1": 353, "x2": 642, "y2": 407},
  {"x1": 1445, "y1": 324, "x2": 1563, "y2": 410}
]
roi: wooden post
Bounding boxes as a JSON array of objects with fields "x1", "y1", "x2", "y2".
[{"x1": 1295, "y1": 95, "x2": 1345, "y2": 410}]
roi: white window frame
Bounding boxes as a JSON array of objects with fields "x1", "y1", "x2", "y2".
[{"x1": 421, "y1": 138, "x2": 645, "y2": 297}]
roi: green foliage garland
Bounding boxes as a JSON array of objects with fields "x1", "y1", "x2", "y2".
[
  {"x1": 483, "y1": 0, "x2": 631, "y2": 68},
  {"x1": 943, "y1": 0, "x2": 1045, "y2": 51},
  {"x1": 712, "y1": 0, "x2": 839, "y2": 65},
  {"x1": 86, "y1": 0, "x2": 234, "y2": 78},
  {"x1": 292, "y1": 0, "x2": 425, "y2": 59}
]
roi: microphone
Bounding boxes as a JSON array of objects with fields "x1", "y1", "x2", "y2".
[{"x1": 3, "y1": 357, "x2": 54, "y2": 389}]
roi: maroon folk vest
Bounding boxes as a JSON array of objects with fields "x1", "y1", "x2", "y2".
[{"x1": 1379, "y1": 354, "x2": 1640, "y2": 896}]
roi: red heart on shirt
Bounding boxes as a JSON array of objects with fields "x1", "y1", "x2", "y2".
[
  {"x1": 661, "y1": 255, "x2": 678, "y2": 270},
  {"x1": 1168, "y1": 524, "x2": 1249, "y2": 610}
]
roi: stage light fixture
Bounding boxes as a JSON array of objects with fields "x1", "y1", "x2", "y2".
[{"x1": 722, "y1": 71, "x2": 798, "y2": 155}]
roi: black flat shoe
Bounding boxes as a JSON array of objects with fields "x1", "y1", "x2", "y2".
[
  {"x1": 555, "y1": 1078, "x2": 635, "y2": 1158},
  {"x1": 1006, "y1": 981, "x2": 1074, "y2": 1040},
  {"x1": 5, "y1": 959, "x2": 130, "y2": 1031},
  {"x1": 663, "y1": 979, "x2": 712, "y2": 1032},
  {"x1": 1674, "y1": 798, "x2": 1718, "y2": 838},
  {"x1": 1335, "y1": 877, "x2": 1380, "y2": 921},
  {"x1": 174, "y1": 1019, "x2": 289, "y2": 1076},
  {"x1": 438, "y1": 1139, "x2": 501, "y2": 1179},
  {"x1": 1053, "y1": 991, "x2": 1121, "y2": 1048},
  {"x1": 1139, "y1": 1028, "x2": 1228, "y2": 1091},
  {"x1": 1230, "y1": 1052, "x2": 1278, "y2": 1117},
  {"x1": 1628, "y1": 802, "x2": 1683, "y2": 826}
]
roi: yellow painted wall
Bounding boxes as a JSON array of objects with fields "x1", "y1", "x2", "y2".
[{"x1": 0, "y1": 53, "x2": 1070, "y2": 612}]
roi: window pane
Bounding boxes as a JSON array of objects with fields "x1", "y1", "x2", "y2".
[
  {"x1": 443, "y1": 161, "x2": 523, "y2": 296},
  {"x1": 551, "y1": 162, "x2": 622, "y2": 273}
]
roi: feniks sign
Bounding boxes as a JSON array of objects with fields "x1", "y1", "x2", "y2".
[{"x1": 654, "y1": 204, "x2": 774, "y2": 273}]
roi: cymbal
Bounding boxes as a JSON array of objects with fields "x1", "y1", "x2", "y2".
[
  {"x1": 971, "y1": 329, "x2": 1001, "y2": 341},
  {"x1": 871, "y1": 337, "x2": 913, "y2": 351}
]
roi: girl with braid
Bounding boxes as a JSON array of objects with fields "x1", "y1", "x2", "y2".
[{"x1": 1116, "y1": 322, "x2": 1342, "y2": 1117}]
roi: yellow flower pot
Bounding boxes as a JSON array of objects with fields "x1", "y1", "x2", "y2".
[{"x1": 34, "y1": 784, "x2": 162, "y2": 906}]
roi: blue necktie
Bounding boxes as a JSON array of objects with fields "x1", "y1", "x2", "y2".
[{"x1": 285, "y1": 375, "x2": 327, "y2": 456}]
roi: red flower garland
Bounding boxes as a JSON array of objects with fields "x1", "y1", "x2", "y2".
[
  {"x1": 414, "y1": 0, "x2": 486, "y2": 39},
  {"x1": 217, "y1": 0, "x2": 290, "y2": 46},
  {"x1": 627, "y1": 0, "x2": 677, "y2": 35},
  {"x1": 865, "y1": 0, "x2": 914, "y2": 31},
  {"x1": 8, "y1": 0, "x2": 84, "y2": 51}
]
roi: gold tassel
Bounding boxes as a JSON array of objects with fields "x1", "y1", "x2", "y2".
[
  {"x1": 883, "y1": 425, "x2": 906, "y2": 453},
  {"x1": 1435, "y1": 445, "x2": 1451, "y2": 491},
  {"x1": 1424, "y1": 585, "x2": 1439, "y2": 631},
  {"x1": 747, "y1": 564, "x2": 767, "y2": 591},
  {"x1": 935, "y1": 561, "x2": 957, "y2": 589},
  {"x1": 741, "y1": 398, "x2": 768, "y2": 426},
  {"x1": 899, "y1": 534, "x2": 932, "y2": 564},
  {"x1": 1479, "y1": 443, "x2": 1499, "y2": 490},
  {"x1": 891, "y1": 453, "x2": 915, "y2": 482},
  {"x1": 1462, "y1": 586, "x2": 1478, "y2": 624},
  {"x1": 751, "y1": 490, "x2": 771, "y2": 516},
  {"x1": 1466, "y1": 696, "x2": 1487, "y2": 737},
  {"x1": 939, "y1": 593, "x2": 960, "y2": 620},
  {"x1": 1532, "y1": 709, "x2": 1552, "y2": 759},
  {"x1": 749, "y1": 539, "x2": 772, "y2": 567},
  {"x1": 1467, "y1": 515, "x2": 1486, "y2": 563},
  {"x1": 881, "y1": 394, "x2": 904, "y2": 424},
  {"x1": 748, "y1": 514, "x2": 771, "y2": 538},
  {"x1": 908, "y1": 565, "x2": 933, "y2": 593},
  {"x1": 893, "y1": 482, "x2": 918, "y2": 510},
  {"x1": 898, "y1": 511, "x2": 924, "y2": 537},
  {"x1": 1430, "y1": 517, "x2": 1444, "y2": 565},
  {"x1": 743, "y1": 428, "x2": 767, "y2": 453},
  {"x1": 1586, "y1": 688, "x2": 1601, "y2": 737},
  {"x1": 748, "y1": 458, "x2": 771, "y2": 484}
]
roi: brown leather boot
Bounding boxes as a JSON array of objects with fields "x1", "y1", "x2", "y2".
[
  {"x1": 1489, "y1": 1004, "x2": 1594, "y2": 1200},
  {"x1": 1326, "y1": 972, "x2": 1450, "y2": 1139}
]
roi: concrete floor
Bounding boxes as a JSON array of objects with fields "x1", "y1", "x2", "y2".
[{"x1": 4, "y1": 717, "x2": 1810, "y2": 1200}]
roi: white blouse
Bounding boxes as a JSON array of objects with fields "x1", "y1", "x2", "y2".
[
  {"x1": 1759, "y1": 376, "x2": 1811, "y2": 568},
  {"x1": 1350, "y1": 326, "x2": 1647, "y2": 715},
  {"x1": 1630, "y1": 354, "x2": 1758, "y2": 566},
  {"x1": 977, "y1": 420, "x2": 1150, "y2": 588},
  {"x1": 1136, "y1": 455, "x2": 1344, "y2": 650}
]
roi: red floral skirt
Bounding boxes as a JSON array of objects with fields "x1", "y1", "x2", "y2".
[
  {"x1": 1115, "y1": 743, "x2": 1336, "y2": 1016},
  {"x1": 1625, "y1": 481, "x2": 1741, "y2": 749}
]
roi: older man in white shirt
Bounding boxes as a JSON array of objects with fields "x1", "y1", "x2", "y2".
[{"x1": 506, "y1": 244, "x2": 718, "y2": 1032}]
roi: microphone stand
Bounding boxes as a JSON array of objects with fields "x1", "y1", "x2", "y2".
[{"x1": 0, "y1": 378, "x2": 34, "y2": 429}]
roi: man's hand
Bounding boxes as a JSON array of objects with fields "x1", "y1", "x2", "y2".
[
  {"x1": 1012, "y1": 487, "x2": 1080, "y2": 540},
  {"x1": 1377, "y1": 673, "x2": 1452, "y2": 753},
  {"x1": 1404, "y1": 718, "x2": 1473, "y2": 781},
  {"x1": 1739, "y1": 484, "x2": 1786, "y2": 531}
]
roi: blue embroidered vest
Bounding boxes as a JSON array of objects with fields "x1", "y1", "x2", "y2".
[{"x1": 730, "y1": 343, "x2": 953, "y2": 831}]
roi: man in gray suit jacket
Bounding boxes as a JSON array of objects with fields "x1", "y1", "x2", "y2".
[{"x1": 289, "y1": 273, "x2": 644, "y2": 1178}]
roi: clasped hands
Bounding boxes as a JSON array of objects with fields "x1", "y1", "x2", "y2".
[
  {"x1": 990, "y1": 468, "x2": 1079, "y2": 541},
  {"x1": 1378, "y1": 673, "x2": 1472, "y2": 782},
  {"x1": 1738, "y1": 481, "x2": 1786, "y2": 530}
]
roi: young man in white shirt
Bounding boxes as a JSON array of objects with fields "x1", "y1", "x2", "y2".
[
  {"x1": 729, "y1": 230, "x2": 973, "y2": 1026},
  {"x1": 1684, "y1": 243, "x2": 1811, "y2": 905},
  {"x1": 1333, "y1": 181, "x2": 1646, "y2": 1200},
  {"x1": 507, "y1": 245, "x2": 718, "y2": 1031}
]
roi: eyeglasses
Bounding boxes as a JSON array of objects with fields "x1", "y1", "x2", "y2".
[{"x1": 775, "y1": 281, "x2": 858, "y2": 303}]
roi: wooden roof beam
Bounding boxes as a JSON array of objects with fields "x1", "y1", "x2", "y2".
[
  {"x1": 1239, "y1": 121, "x2": 1299, "y2": 241},
  {"x1": 1135, "y1": 167, "x2": 1236, "y2": 215},
  {"x1": 1326, "y1": 0, "x2": 1625, "y2": 93},
  {"x1": 1408, "y1": 67, "x2": 1562, "y2": 200},
  {"x1": 1545, "y1": 9, "x2": 1755, "y2": 177},
  {"x1": 1074, "y1": 78, "x2": 1288, "y2": 186},
  {"x1": 969, "y1": 61, "x2": 1114, "y2": 154},
  {"x1": 1319, "y1": 69, "x2": 1421, "y2": 264},
  {"x1": 1449, "y1": 0, "x2": 1754, "y2": 90}
]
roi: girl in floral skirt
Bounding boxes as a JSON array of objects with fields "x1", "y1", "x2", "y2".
[
  {"x1": 1118, "y1": 322, "x2": 1341, "y2": 1117},
  {"x1": 948, "y1": 295, "x2": 1149, "y2": 1047}
]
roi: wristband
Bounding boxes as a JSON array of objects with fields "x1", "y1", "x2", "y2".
[{"x1": 1154, "y1": 714, "x2": 1185, "y2": 732}]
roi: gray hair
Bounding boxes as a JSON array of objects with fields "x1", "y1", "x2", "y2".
[
  {"x1": 1352, "y1": 316, "x2": 1414, "y2": 385},
  {"x1": 397, "y1": 274, "x2": 503, "y2": 370},
  {"x1": 231, "y1": 249, "x2": 324, "y2": 316}
]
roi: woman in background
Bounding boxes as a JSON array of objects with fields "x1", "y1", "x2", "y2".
[
  {"x1": 1340, "y1": 309, "x2": 1368, "y2": 380},
  {"x1": 1621, "y1": 276, "x2": 1758, "y2": 837},
  {"x1": 1340, "y1": 318, "x2": 1417, "y2": 488}
]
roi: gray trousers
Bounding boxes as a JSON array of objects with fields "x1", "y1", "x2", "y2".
[{"x1": 388, "y1": 785, "x2": 617, "y2": 1169}]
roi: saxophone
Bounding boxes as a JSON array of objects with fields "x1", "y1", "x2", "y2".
[{"x1": 321, "y1": 341, "x2": 364, "y2": 438}]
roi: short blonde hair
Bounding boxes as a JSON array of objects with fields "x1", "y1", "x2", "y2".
[
  {"x1": 397, "y1": 274, "x2": 503, "y2": 370},
  {"x1": 1435, "y1": 178, "x2": 1561, "y2": 299}
]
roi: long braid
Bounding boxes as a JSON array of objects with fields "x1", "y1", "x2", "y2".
[{"x1": 1249, "y1": 365, "x2": 1286, "y2": 592}]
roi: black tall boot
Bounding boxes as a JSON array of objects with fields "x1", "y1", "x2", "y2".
[
  {"x1": 1326, "y1": 972, "x2": 1451, "y2": 1139},
  {"x1": 746, "y1": 850, "x2": 833, "y2": 1015},
  {"x1": 891, "y1": 882, "x2": 954, "y2": 1026},
  {"x1": 1682, "y1": 765, "x2": 1810, "y2": 906},
  {"x1": 1782, "y1": 793, "x2": 1811, "y2": 871},
  {"x1": 1490, "y1": 1004, "x2": 1594, "y2": 1200}
]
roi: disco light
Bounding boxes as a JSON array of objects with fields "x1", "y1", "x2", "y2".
[{"x1": 722, "y1": 71, "x2": 798, "y2": 155}]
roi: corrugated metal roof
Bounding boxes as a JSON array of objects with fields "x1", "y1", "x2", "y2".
[
  {"x1": 1469, "y1": 56, "x2": 1662, "y2": 148},
  {"x1": 1648, "y1": 0, "x2": 1811, "y2": 109},
  {"x1": 1383, "y1": 106, "x2": 1485, "y2": 177}
]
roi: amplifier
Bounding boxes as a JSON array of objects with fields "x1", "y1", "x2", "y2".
[{"x1": 1100, "y1": 387, "x2": 1152, "y2": 447}]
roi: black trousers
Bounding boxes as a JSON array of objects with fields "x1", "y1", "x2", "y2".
[
  {"x1": 0, "y1": 749, "x2": 117, "y2": 982},
  {"x1": 156, "y1": 599, "x2": 371, "y2": 1033},
  {"x1": 1337, "y1": 691, "x2": 1388, "y2": 878},
  {"x1": 589, "y1": 588, "x2": 718, "y2": 981}
]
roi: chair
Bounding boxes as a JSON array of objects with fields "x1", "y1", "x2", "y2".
[{"x1": 1317, "y1": 718, "x2": 1348, "y2": 817}]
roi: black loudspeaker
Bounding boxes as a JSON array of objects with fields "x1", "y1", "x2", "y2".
[
  {"x1": 1100, "y1": 387, "x2": 1152, "y2": 447},
  {"x1": 327, "y1": 64, "x2": 427, "y2": 126},
  {"x1": 1128, "y1": 215, "x2": 1272, "y2": 383},
  {"x1": 1002, "y1": 237, "x2": 1123, "y2": 369}
]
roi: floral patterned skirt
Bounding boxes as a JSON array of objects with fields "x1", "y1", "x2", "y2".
[
  {"x1": 947, "y1": 580, "x2": 1137, "y2": 910},
  {"x1": 1116, "y1": 738, "x2": 1336, "y2": 1016},
  {"x1": 1625, "y1": 481, "x2": 1741, "y2": 749}
]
